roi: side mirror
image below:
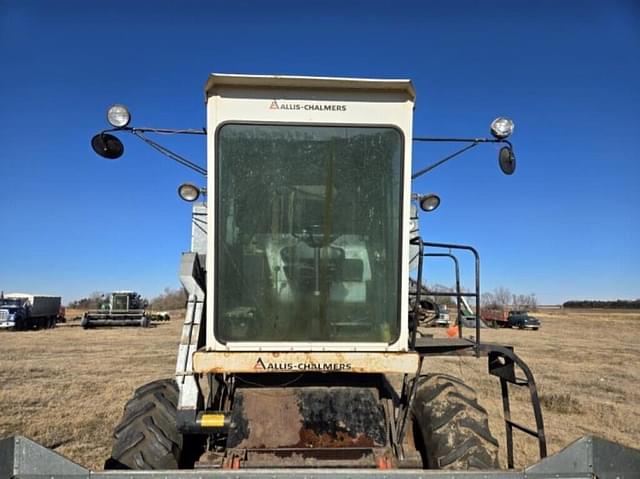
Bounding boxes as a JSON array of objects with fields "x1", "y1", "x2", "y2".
[
  {"x1": 91, "y1": 133, "x2": 124, "y2": 159},
  {"x1": 499, "y1": 146, "x2": 516, "y2": 175}
]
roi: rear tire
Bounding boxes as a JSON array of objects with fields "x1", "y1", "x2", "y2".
[
  {"x1": 81, "y1": 316, "x2": 90, "y2": 329},
  {"x1": 106, "y1": 379, "x2": 185, "y2": 469},
  {"x1": 412, "y1": 374, "x2": 499, "y2": 470}
]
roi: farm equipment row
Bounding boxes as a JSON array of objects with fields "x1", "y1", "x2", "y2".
[{"x1": 0, "y1": 290, "x2": 171, "y2": 331}]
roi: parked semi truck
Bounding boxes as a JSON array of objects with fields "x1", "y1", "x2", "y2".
[{"x1": 0, "y1": 293, "x2": 63, "y2": 330}]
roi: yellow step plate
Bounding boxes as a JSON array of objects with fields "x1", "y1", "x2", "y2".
[{"x1": 193, "y1": 351, "x2": 420, "y2": 374}]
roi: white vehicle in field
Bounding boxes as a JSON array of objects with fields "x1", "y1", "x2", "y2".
[
  {"x1": 435, "y1": 306, "x2": 451, "y2": 327},
  {"x1": 88, "y1": 74, "x2": 533, "y2": 471}
]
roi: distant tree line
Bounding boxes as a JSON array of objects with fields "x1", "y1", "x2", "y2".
[
  {"x1": 562, "y1": 299, "x2": 640, "y2": 309},
  {"x1": 149, "y1": 287, "x2": 188, "y2": 311},
  {"x1": 481, "y1": 286, "x2": 537, "y2": 311},
  {"x1": 423, "y1": 284, "x2": 537, "y2": 311},
  {"x1": 67, "y1": 291, "x2": 107, "y2": 309}
]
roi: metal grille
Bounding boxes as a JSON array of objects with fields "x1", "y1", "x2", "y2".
[{"x1": 0, "y1": 310, "x2": 8, "y2": 321}]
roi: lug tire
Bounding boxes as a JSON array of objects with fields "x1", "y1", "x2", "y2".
[
  {"x1": 412, "y1": 374, "x2": 500, "y2": 470},
  {"x1": 141, "y1": 316, "x2": 151, "y2": 328},
  {"x1": 81, "y1": 316, "x2": 90, "y2": 329},
  {"x1": 106, "y1": 379, "x2": 184, "y2": 469}
]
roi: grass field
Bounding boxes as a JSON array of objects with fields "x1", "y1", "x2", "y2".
[{"x1": 0, "y1": 308, "x2": 638, "y2": 470}]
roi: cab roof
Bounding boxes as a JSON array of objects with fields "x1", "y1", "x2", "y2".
[{"x1": 204, "y1": 73, "x2": 416, "y2": 102}]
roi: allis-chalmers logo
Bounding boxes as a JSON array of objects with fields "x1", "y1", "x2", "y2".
[
  {"x1": 253, "y1": 357, "x2": 352, "y2": 371},
  {"x1": 269, "y1": 100, "x2": 347, "y2": 112}
]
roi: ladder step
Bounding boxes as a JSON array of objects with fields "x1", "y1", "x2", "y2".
[
  {"x1": 505, "y1": 419, "x2": 539, "y2": 438},
  {"x1": 499, "y1": 374, "x2": 528, "y2": 386}
]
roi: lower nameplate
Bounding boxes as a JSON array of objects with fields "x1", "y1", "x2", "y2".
[{"x1": 193, "y1": 351, "x2": 420, "y2": 374}]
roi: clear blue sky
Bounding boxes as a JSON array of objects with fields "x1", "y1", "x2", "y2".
[{"x1": 1, "y1": 0, "x2": 638, "y2": 304}]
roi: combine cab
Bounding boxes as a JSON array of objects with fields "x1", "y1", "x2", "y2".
[{"x1": 94, "y1": 75, "x2": 533, "y2": 471}]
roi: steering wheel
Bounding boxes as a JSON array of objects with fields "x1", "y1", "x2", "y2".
[{"x1": 293, "y1": 224, "x2": 339, "y2": 247}]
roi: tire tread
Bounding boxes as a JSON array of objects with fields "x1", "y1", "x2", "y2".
[
  {"x1": 412, "y1": 373, "x2": 500, "y2": 470},
  {"x1": 106, "y1": 379, "x2": 183, "y2": 470}
]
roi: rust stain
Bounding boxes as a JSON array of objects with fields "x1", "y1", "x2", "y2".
[
  {"x1": 296, "y1": 428, "x2": 375, "y2": 448},
  {"x1": 234, "y1": 388, "x2": 303, "y2": 449}
]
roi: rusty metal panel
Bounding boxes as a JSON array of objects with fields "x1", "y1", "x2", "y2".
[
  {"x1": 226, "y1": 387, "x2": 387, "y2": 451},
  {"x1": 193, "y1": 351, "x2": 420, "y2": 374}
]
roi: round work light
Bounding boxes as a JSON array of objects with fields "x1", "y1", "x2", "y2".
[
  {"x1": 490, "y1": 117, "x2": 514, "y2": 139},
  {"x1": 107, "y1": 104, "x2": 131, "y2": 128},
  {"x1": 178, "y1": 183, "x2": 201, "y2": 202}
]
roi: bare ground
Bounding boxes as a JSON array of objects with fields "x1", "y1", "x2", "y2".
[{"x1": 0, "y1": 308, "x2": 638, "y2": 469}]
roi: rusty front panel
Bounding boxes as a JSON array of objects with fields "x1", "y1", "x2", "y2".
[
  {"x1": 226, "y1": 387, "x2": 387, "y2": 452},
  {"x1": 193, "y1": 351, "x2": 420, "y2": 374},
  {"x1": 218, "y1": 448, "x2": 389, "y2": 468}
]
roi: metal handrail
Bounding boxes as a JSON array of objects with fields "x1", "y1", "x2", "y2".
[{"x1": 410, "y1": 237, "x2": 482, "y2": 355}]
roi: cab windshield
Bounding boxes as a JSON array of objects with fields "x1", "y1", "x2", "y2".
[
  {"x1": 0, "y1": 299, "x2": 21, "y2": 307},
  {"x1": 111, "y1": 295, "x2": 129, "y2": 311},
  {"x1": 216, "y1": 124, "x2": 403, "y2": 343}
]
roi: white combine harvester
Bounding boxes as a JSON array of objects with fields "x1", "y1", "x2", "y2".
[{"x1": 1, "y1": 74, "x2": 637, "y2": 478}]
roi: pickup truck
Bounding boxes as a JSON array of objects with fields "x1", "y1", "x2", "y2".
[{"x1": 507, "y1": 310, "x2": 541, "y2": 330}]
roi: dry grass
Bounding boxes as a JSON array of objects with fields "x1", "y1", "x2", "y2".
[
  {"x1": 0, "y1": 311, "x2": 181, "y2": 469},
  {"x1": 0, "y1": 308, "x2": 638, "y2": 469},
  {"x1": 429, "y1": 308, "x2": 640, "y2": 467}
]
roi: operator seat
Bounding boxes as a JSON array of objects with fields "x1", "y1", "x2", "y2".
[{"x1": 280, "y1": 241, "x2": 345, "y2": 292}]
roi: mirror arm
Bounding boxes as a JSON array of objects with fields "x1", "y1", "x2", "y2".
[
  {"x1": 413, "y1": 136, "x2": 510, "y2": 145},
  {"x1": 411, "y1": 142, "x2": 479, "y2": 179},
  {"x1": 95, "y1": 126, "x2": 207, "y2": 175},
  {"x1": 131, "y1": 130, "x2": 207, "y2": 176},
  {"x1": 103, "y1": 126, "x2": 207, "y2": 135},
  {"x1": 131, "y1": 127, "x2": 206, "y2": 136},
  {"x1": 411, "y1": 137, "x2": 513, "y2": 180}
]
